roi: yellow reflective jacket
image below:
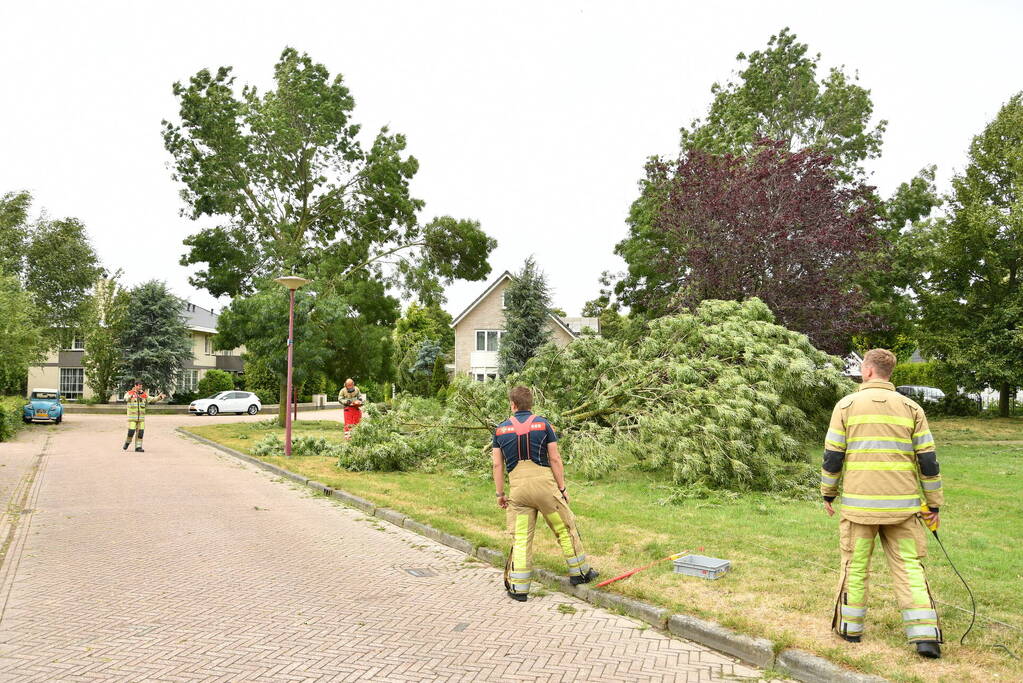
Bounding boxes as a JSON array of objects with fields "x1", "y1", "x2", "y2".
[
  {"x1": 821, "y1": 380, "x2": 942, "y2": 524},
  {"x1": 125, "y1": 390, "x2": 159, "y2": 421}
]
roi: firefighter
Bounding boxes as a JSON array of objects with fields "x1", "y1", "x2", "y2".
[
  {"x1": 338, "y1": 378, "x2": 365, "y2": 439},
  {"x1": 492, "y1": 385, "x2": 598, "y2": 602},
  {"x1": 822, "y1": 349, "x2": 943, "y2": 659},
  {"x1": 123, "y1": 380, "x2": 165, "y2": 452}
]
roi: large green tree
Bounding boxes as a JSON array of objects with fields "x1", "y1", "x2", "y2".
[
  {"x1": 0, "y1": 275, "x2": 45, "y2": 395},
  {"x1": 82, "y1": 275, "x2": 128, "y2": 402},
  {"x1": 616, "y1": 28, "x2": 888, "y2": 317},
  {"x1": 679, "y1": 27, "x2": 886, "y2": 183},
  {"x1": 919, "y1": 92, "x2": 1023, "y2": 416},
  {"x1": 393, "y1": 302, "x2": 453, "y2": 395},
  {"x1": 499, "y1": 258, "x2": 553, "y2": 376},
  {"x1": 0, "y1": 192, "x2": 102, "y2": 347},
  {"x1": 0, "y1": 191, "x2": 31, "y2": 277},
  {"x1": 163, "y1": 48, "x2": 495, "y2": 419},
  {"x1": 117, "y1": 281, "x2": 194, "y2": 394}
]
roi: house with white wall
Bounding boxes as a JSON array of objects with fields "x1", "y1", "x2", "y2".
[
  {"x1": 26, "y1": 301, "x2": 243, "y2": 399},
  {"x1": 449, "y1": 271, "x2": 598, "y2": 380}
]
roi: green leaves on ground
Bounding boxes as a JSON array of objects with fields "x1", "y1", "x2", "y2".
[{"x1": 355, "y1": 299, "x2": 853, "y2": 491}]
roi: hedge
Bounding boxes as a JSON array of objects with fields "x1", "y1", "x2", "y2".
[
  {"x1": 0, "y1": 396, "x2": 26, "y2": 442},
  {"x1": 889, "y1": 362, "x2": 958, "y2": 395}
]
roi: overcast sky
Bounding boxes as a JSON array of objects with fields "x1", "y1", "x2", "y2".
[{"x1": 2, "y1": 1, "x2": 1020, "y2": 320}]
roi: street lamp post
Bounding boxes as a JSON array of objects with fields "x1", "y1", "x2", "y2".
[{"x1": 274, "y1": 275, "x2": 310, "y2": 456}]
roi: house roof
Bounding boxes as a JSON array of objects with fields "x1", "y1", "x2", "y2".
[
  {"x1": 449, "y1": 270, "x2": 576, "y2": 338},
  {"x1": 181, "y1": 301, "x2": 218, "y2": 333}
]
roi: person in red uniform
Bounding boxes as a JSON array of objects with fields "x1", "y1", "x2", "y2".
[{"x1": 338, "y1": 378, "x2": 365, "y2": 439}]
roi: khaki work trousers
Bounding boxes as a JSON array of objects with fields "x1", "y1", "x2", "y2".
[
  {"x1": 504, "y1": 461, "x2": 590, "y2": 596},
  {"x1": 833, "y1": 515, "x2": 942, "y2": 643}
]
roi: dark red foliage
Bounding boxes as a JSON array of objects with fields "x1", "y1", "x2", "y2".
[{"x1": 648, "y1": 140, "x2": 879, "y2": 354}]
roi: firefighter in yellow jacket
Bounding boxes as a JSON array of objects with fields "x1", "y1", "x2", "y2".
[
  {"x1": 123, "y1": 380, "x2": 165, "y2": 452},
  {"x1": 822, "y1": 349, "x2": 943, "y2": 659}
]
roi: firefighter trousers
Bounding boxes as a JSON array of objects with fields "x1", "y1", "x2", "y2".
[
  {"x1": 125, "y1": 419, "x2": 145, "y2": 446},
  {"x1": 504, "y1": 461, "x2": 590, "y2": 596},
  {"x1": 833, "y1": 515, "x2": 942, "y2": 643}
]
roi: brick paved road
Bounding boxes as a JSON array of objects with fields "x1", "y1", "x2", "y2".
[{"x1": 0, "y1": 413, "x2": 767, "y2": 682}]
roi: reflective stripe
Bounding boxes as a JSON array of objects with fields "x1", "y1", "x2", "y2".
[
  {"x1": 509, "y1": 571, "x2": 532, "y2": 580},
  {"x1": 845, "y1": 462, "x2": 916, "y2": 471},
  {"x1": 826, "y1": 430, "x2": 847, "y2": 445},
  {"x1": 825, "y1": 440, "x2": 847, "y2": 451},
  {"x1": 847, "y1": 447, "x2": 915, "y2": 455},
  {"x1": 899, "y1": 538, "x2": 930, "y2": 605},
  {"x1": 568, "y1": 566, "x2": 583, "y2": 576},
  {"x1": 842, "y1": 496, "x2": 920, "y2": 510},
  {"x1": 821, "y1": 473, "x2": 839, "y2": 486},
  {"x1": 848, "y1": 414, "x2": 915, "y2": 428},
  {"x1": 567, "y1": 555, "x2": 586, "y2": 567},
  {"x1": 848, "y1": 436, "x2": 912, "y2": 444},
  {"x1": 921, "y1": 479, "x2": 942, "y2": 491},
  {"x1": 913, "y1": 432, "x2": 934, "y2": 448},
  {"x1": 902, "y1": 609, "x2": 938, "y2": 622},
  {"x1": 906, "y1": 625, "x2": 940, "y2": 640},
  {"x1": 846, "y1": 438, "x2": 914, "y2": 452},
  {"x1": 843, "y1": 621, "x2": 864, "y2": 634},
  {"x1": 841, "y1": 606, "x2": 866, "y2": 619}
]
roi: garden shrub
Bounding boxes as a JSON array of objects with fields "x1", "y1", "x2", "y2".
[
  {"x1": 0, "y1": 396, "x2": 26, "y2": 442},
  {"x1": 196, "y1": 369, "x2": 235, "y2": 397}
]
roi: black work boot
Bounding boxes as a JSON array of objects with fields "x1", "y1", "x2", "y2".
[
  {"x1": 837, "y1": 632, "x2": 861, "y2": 643},
  {"x1": 135, "y1": 445, "x2": 144, "y2": 453},
  {"x1": 916, "y1": 641, "x2": 941, "y2": 659},
  {"x1": 571, "y1": 568, "x2": 599, "y2": 586},
  {"x1": 506, "y1": 590, "x2": 527, "y2": 602},
  {"x1": 122, "y1": 442, "x2": 130, "y2": 451}
]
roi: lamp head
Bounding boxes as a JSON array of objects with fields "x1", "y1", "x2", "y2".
[{"x1": 274, "y1": 275, "x2": 311, "y2": 291}]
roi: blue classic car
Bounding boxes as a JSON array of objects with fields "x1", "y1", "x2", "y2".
[{"x1": 23, "y1": 388, "x2": 63, "y2": 424}]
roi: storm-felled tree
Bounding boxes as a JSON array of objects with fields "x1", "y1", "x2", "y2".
[
  {"x1": 82, "y1": 275, "x2": 127, "y2": 402},
  {"x1": 499, "y1": 258, "x2": 552, "y2": 375},
  {"x1": 621, "y1": 142, "x2": 879, "y2": 354},
  {"x1": 117, "y1": 281, "x2": 193, "y2": 394},
  {"x1": 163, "y1": 48, "x2": 495, "y2": 420},
  {"x1": 919, "y1": 92, "x2": 1023, "y2": 417},
  {"x1": 0, "y1": 275, "x2": 45, "y2": 395}
]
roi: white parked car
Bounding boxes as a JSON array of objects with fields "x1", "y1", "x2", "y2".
[{"x1": 189, "y1": 391, "x2": 262, "y2": 416}]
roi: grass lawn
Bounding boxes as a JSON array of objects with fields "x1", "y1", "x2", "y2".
[{"x1": 187, "y1": 416, "x2": 1023, "y2": 683}]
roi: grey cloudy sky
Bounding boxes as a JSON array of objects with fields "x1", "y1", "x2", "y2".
[{"x1": 1, "y1": 0, "x2": 1020, "y2": 320}]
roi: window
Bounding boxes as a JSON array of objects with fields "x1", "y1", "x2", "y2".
[
  {"x1": 501, "y1": 291, "x2": 506, "y2": 309},
  {"x1": 62, "y1": 335, "x2": 85, "y2": 351},
  {"x1": 472, "y1": 368, "x2": 499, "y2": 382},
  {"x1": 204, "y1": 336, "x2": 211, "y2": 355},
  {"x1": 60, "y1": 367, "x2": 84, "y2": 399},
  {"x1": 475, "y1": 330, "x2": 503, "y2": 351},
  {"x1": 176, "y1": 369, "x2": 199, "y2": 393}
]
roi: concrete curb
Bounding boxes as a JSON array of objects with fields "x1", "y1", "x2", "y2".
[
  {"x1": 776, "y1": 649, "x2": 888, "y2": 683},
  {"x1": 179, "y1": 429, "x2": 888, "y2": 683}
]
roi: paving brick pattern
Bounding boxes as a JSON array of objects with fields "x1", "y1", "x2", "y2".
[{"x1": 0, "y1": 414, "x2": 766, "y2": 681}]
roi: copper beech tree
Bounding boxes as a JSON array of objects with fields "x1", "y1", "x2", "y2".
[{"x1": 624, "y1": 140, "x2": 880, "y2": 354}]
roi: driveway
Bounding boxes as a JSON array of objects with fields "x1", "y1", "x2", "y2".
[{"x1": 0, "y1": 412, "x2": 766, "y2": 681}]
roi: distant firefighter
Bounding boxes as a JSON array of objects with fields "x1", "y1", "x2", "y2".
[
  {"x1": 338, "y1": 378, "x2": 366, "y2": 439},
  {"x1": 123, "y1": 380, "x2": 165, "y2": 452}
]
